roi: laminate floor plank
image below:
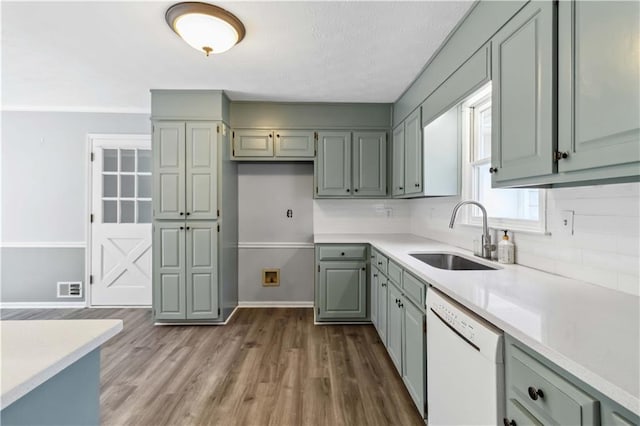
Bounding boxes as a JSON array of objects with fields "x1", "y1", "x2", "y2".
[{"x1": 1, "y1": 307, "x2": 424, "y2": 426}]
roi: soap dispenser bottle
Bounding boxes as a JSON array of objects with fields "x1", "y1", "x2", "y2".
[{"x1": 498, "y1": 230, "x2": 515, "y2": 264}]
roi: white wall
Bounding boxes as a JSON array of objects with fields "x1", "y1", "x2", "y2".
[
  {"x1": 408, "y1": 182, "x2": 640, "y2": 296},
  {"x1": 238, "y1": 163, "x2": 315, "y2": 304}
]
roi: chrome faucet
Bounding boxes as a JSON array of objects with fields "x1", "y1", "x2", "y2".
[{"x1": 449, "y1": 201, "x2": 495, "y2": 259}]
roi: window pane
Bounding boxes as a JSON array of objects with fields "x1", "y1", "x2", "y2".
[
  {"x1": 137, "y1": 201, "x2": 152, "y2": 223},
  {"x1": 120, "y1": 175, "x2": 135, "y2": 198},
  {"x1": 121, "y1": 149, "x2": 135, "y2": 172},
  {"x1": 477, "y1": 106, "x2": 492, "y2": 159},
  {"x1": 121, "y1": 201, "x2": 135, "y2": 223},
  {"x1": 103, "y1": 200, "x2": 117, "y2": 223},
  {"x1": 137, "y1": 175, "x2": 152, "y2": 198},
  {"x1": 103, "y1": 149, "x2": 117, "y2": 172},
  {"x1": 103, "y1": 175, "x2": 117, "y2": 198},
  {"x1": 474, "y1": 163, "x2": 539, "y2": 221},
  {"x1": 137, "y1": 150, "x2": 152, "y2": 173}
]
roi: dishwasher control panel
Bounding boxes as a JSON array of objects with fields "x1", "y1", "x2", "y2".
[{"x1": 430, "y1": 300, "x2": 477, "y2": 343}]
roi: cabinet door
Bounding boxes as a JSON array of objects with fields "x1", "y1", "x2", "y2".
[
  {"x1": 316, "y1": 131, "x2": 352, "y2": 197},
  {"x1": 491, "y1": 1, "x2": 556, "y2": 184},
  {"x1": 377, "y1": 276, "x2": 388, "y2": 345},
  {"x1": 317, "y1": 261, "x2": 366, "y2": 319},
  {"x1": 404, "y1": 109, "x2": 423, "y2": 195},
  {"x1": 186, "y1": 222, "x2": 218, "y2": 320},
  {"x1": 387, "y1": 283, "x2": 403, "y2": 373},
  {"x1": 370, "y1": 266, "x2": 379, "y2": 329},
  {"x1": 402, "y1": 298, "x2": 426, "y2": 416},
  {"x1": 352, "y1": 131, "x2": 387, "y2": 197},
  {"x1": 233, "y1": 129, "x2": 274, "y2": 157},
  {"x1": 392, "y1": 124, "x2": 406, "y2": 196},
  {"x1": 153, "y1": 122, "x2": 185, "y2": 220},
  {"x1": 506, "y1": 399, "x2": 543, "y2": 426},
  {"x1": 275, "y1": 130, "x2": 315, "y2": 158},
  {"x1": 186, "y1": 123, "x2": 217, "y2": 220},
  {"x1": 153, "y1": 222, "x2": 186, "y2": 320},
  {"x1": 558, "y1": 1, "x2": 640, "y2": 173}
]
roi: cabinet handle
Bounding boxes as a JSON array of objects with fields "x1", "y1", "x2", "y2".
[
  {"x1": 179, "y1": 212, "x2": 184, "y2": 216},
  {"x1": 414, "y1": 183, "x2": 420, "y2": 188},
  {"x1": 276, "y1": 134, "x2": 280, "y2": 138},
  {"x1": 354, "y1": 188, "x2": 358, "y2": 193},
  {"x1": 378, "y1": 261, "x2": 383, "y2": 265},
  {"x1": 269, "y1": 134, "x2": 272, "y2": 138},
  {"x1": 346, "y1": 189, "x2": 350, "y2": 193},
  {"x1": 382, "y1": 283, "x2": 386, "y2": 287},
  {"x1": 186, "y1": 226, "x2": 190, "y2": 230},
  {"x1": 361, "y1": 267, "x2": 365, "y2": 271},
  {"x1": 180, "y1": 226, "x2": 184, "y2": 230},
  {"x1": 373, "y1": 273, "x2": 378, "y2": 277},
  {"x1": 341, "y1": 252, "x2": 345, "y2": 256},
  {"x1": 527, "y1": 386, "x2": 544, "y2": 401},
  {"x1": 503, "y1": 419, "x2": 516, "y2": 426},
  {"x1": 554, "y1": 151, "x2": 569, "y2": 161},
  {"x1": 489, "y1": 167, "x2": 498, "y2": 174},
  {"x1": 399, "y1": 186, "x2": 403, "y2": 190},
  {"x1": 399, "y1": 302, "x2": 403, "y2": 308},
  {"x1": 186, "y1": 212, "x2": 191, "y2": 216}
]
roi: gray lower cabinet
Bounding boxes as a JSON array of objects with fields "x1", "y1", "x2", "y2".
[
  {"x1": 376, "y1": 274, "x2": 388, "y2": 344},
  {"x1": 153, "y1": 221, "x2": 219, "y2": 320},
  {"x1": 232, "y1": 129, "x2": 316, "y2": 159},
  {"x1": 153, "y1": 121, "x2": 218, "y2": 220},
  {"x1": 315, "y1": 244, "x2": 368, "y2": 321},
  {"x1": 402, "y1": 296, "x2": 426, "y2": 415},
  {"x1": 505, "y1": 335, "x2": 639, "y2": 426},
  {"x1": 491, "y1": 0, "x2": 556, "y2": 185},
  {"x1": 316, "y1": 130, "x2": 388, "y2": 198},
  {"x1": 370, "y1": 263, "x2": 378, "y2": 329},
  {"x1": 387, "y1": 283, "x2": 404, "y2": 373},
  {"x1": 557, "y1": 0, "x2": 640, "y2": 174}
]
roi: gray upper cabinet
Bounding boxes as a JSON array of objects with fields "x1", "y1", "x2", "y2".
[
  {"x1": 186, "y1": 222, "x2": 218, "y2": 320},
  {"x1": 557, "y1": 0, "x2": 640, "y2": 174},
  {"x1": 404, "y1": 109, "x2": 423, "y2": 196},
  {"x1": 233, "y1": 129, "x2": 274, "y2": 157},
  {"x1": 353, "y1": 131, "x2": 387, "y2": 197},
  {"x1": 153, "y1": 121, "x2": 217, "y2": 220},
  {"x1": 186, "y1": 123, "x2": 218, "y2": 220},
  {"x1": 153, "y1": 222, "x2": 186, "y2": 320},
  {"x1": 153, "y1": 122, "x2": 186, "y2": 220},
  {"x1": 275, "y1": 130, "x2": 315, "y2": 157},
  {"x1": 392, "y1": 124, "x2": 405, "y2": 196},
  {"x1": 317, "y1": 131, "x2": 351, "y2": 196},
  {"x1": 491, "y1": 0, "x2": 556, "y2": 185}
]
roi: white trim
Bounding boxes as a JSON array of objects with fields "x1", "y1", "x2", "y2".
[
  {"x1": 2, "y1": 105, "x2": 150, "y2": 114},
  {"x1": 0, "y1": 242, "x2": 86, "y2": 248},
  {"x1": 238, "y1": 301, "x2": 314, "y2": 308},
  {"x1": 0, "y1": 302, "x2": 87, "y2": 309},
  {"x1": 154, "y1": 305, "x2": 241, "y2": 326},
  {"x1": 89, "y1": 305, "x2": 151, "y2": 309},
  {"x1": 238, "y1": 242, "x2": 315, "y2": 249}
]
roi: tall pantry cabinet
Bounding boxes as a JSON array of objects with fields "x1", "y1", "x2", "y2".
[{"x1": 151, "y1": 90, "x2": 238, "y2": 323}]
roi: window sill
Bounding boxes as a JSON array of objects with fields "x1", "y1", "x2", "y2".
[{"x1": 458, "y1": 222, "x2": 551, "y2": 236}]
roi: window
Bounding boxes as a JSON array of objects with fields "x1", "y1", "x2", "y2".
[{"x1": 461, "y1": 84, "x2": 546, "y2": 233}]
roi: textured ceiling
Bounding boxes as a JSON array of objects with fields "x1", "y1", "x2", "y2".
[{"x1": 1, "y1": 1, "x2": 474, "y2": 111}]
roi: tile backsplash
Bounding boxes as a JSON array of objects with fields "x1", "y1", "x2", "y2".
[
  {"x1": 409, "y1": 182, "x2": 640, "y2": 296},
  {"x1": 313, "y1": 199, "x2": 410, "y2": 235}
]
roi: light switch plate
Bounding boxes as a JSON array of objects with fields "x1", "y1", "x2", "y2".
[{"x1": 560, "y1": 210, "x2": 574, "y2": 236}]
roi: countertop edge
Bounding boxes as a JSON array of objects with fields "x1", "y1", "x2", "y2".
[
  {"x1": 0, "y1": 320, "x2": 123, "y2": 410},
  {"x1": 314, "y1": 234, "x2": 640, "y2": 416}
]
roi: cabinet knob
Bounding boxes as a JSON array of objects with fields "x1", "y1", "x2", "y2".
[
  {"x1": 527, "y1": 386, "x2": 544, "y2": 401},
  {"x1": 378, "y1": 261, "x2": 383, "y2": 265},
  {"x1": 186, "y1": 212, "x2": 191, "y2": 216},
  {"x1": 503, "y1": 419, "x2": 516, "y2": 426},
  {"x1": 361, "y1": 267, "x2": 366, "y2": 271},
  {"x1": 346, "y1": 189, "x2": 350, "y2": 193},
  {"x1": 179, "y1": 212, "x2": 184, "y2": 216},
  {"x1": 554, "y1": 151, "x2": 569, "y2": 160},
  {"x1": 399, "y1": 302, "x2": 403, "y2": 308},
  {"x1": 186, "y1": 226, "x2": 190, "y2": 230},
  {"x1": 382, "y1": 283, "x2": 386, "y2": 287},
  {"x1": 354, "y1": 188, "x2": 359, "y2": 193},
  {"x1": 373, "y1": 274, "x2": 378, "y2": 277},
  {"x1": 341, "y1": 252, "x2": 345, "y2": 256},
  {"x1": 180, "y1": 226, "x2": 184, "y2": 230},
  {"x1": 276, "y1": 134, "x2": 280, "y2": 138},
  {"x1": 415, "y1": 183, "x2": 420, "y2": 188},
  {"x1": 399, "y1": 186, "x2": 403, "y2": 190},
  {"x1": 269, "y1": 134, "x2": 272, "y2": 138},
  {"x1": 489, "y1": 167, "x2": 498, "y2": 174}
]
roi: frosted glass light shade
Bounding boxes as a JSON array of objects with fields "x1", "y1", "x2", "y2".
[{"x1": 166, "y1": 3, "x2": 245, "y2": 56}]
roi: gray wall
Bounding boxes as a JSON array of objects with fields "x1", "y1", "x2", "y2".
[
  {"x1": 238, "y1": 162, "x2": 314, "y2": 303},
  {"x1": 1, "y1": 111, "x2": 150, "y2": 303}
]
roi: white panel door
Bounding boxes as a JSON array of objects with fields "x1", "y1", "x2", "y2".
[{"x1": 90, "y1": 135, "x2": 152, "y2": 306}]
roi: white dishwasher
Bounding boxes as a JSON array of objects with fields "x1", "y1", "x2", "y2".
[{"x1": 427, "y1": 288, "x2": 505, "y2": 426}]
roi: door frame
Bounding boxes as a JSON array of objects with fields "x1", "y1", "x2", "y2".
[{"x1": 85, "y1": 133, "x2": 152, "y2": 307}]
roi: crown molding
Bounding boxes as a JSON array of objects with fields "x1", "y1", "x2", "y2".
[{"x1": 1, "y1": 105, "x2": 150, "y2": 114}]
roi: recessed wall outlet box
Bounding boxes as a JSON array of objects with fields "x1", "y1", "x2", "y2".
[
  {"x1": 57, "y1": 281, "x2": 82, "y2": 298},
  {"x1": 560, "y1": 210, "x2": 574, "y2": 236},
  {"x1": 262, "y1": 269, "x2": 280, "y2": 287}
]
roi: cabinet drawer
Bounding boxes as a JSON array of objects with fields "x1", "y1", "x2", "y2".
[
  {"x1": 388, "y1": 260, "x2": 402, "y2": 286},
  {"x1": 318, "y1": 245, "x2": 367, "y2": 261},
  {"x1": 375, "y1": 251, "x2": 388, "y2": 275},
  {"x1": 507, "y1": 344, "x2": 599, "y2": 425},
  {"x1": 402, "y1": 271, "x2": 426, "y2": 307}
]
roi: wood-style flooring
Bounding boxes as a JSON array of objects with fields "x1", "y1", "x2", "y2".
[{"x1": 1, "y1": 308, "x2": 424, "y2": 426}]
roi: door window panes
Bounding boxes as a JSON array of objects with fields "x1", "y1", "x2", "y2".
[{"x1": 101, "y1": 147, "x2": 152, "y2": 224}]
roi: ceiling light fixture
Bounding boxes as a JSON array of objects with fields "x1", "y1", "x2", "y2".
[{"x1": 166, "y1": 2, "x2": 245, "y2": 56}]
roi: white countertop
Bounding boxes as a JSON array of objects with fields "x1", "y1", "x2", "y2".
[
  {"x1": 0, "y1": 319, "x2": 123, "y2": 410},
  {"x1": 315, "y1": 233, "x2": 640, "y2": 415}
]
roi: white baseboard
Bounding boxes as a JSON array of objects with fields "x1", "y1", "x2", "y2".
[
  {"x1": 238, "y1": 301, "x2": 314, "y2": 308},
  {"x1": 0, "y1": 301, "x2": 87, "y2": 309}
]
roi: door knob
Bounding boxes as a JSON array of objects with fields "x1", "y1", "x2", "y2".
[{"x1": 527, "y1": 386, "x2": 544, "y2": 401}]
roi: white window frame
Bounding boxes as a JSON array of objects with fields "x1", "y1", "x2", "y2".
[{"x1": 460, "y1": 83, "x2": 547, "y2": 234}]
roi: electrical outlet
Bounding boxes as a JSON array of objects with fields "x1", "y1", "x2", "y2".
[{"x1": 559, "y1": 210, "x2": 574, "y2": 236}]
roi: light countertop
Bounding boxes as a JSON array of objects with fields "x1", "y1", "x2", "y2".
[
  {"x1": 0, "y1": 319, "x2": 123, "y2": 410},
  {"x1": 315, "y1": 233, "x2": 640, "y2": 415}
]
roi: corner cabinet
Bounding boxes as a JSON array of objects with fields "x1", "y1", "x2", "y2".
[
  {"x1": 316, "y1": 130, "x2": 387, "y2": 198},
  {"x1": 315, "y1": 244, "x2": 369, "y2": 322},
  {"x1": 151, "y1": 89, "x2": 238, "y2": 324}
]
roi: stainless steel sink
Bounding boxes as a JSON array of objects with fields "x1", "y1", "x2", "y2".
[{"x1": 409, "y1": 253, "x2": 498, "y2": 271}]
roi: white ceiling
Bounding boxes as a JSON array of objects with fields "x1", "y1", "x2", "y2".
[{"x1": 1, "y1": 1, "x2": 474, "y2": 112}]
